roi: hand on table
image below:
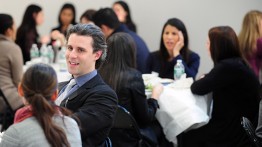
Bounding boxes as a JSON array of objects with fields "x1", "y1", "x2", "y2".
[{"x1": 151, "y1": 83, "x2": 164, "y2": 100}]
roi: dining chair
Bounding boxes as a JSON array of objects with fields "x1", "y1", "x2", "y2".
[
  {"x1": 109, "y1": 105, "x2": 151, "y2": 147},
  {"x1": 104, "y1": 137, "x2": 112, "y2": 147},
  {"x1": 241, "y1": 117, "x2": 262, "y2": 147}
]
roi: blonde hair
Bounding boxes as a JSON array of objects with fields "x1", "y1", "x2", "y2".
[{"x1": 239, "y1": 10, "x2": 262, "y2": 57}]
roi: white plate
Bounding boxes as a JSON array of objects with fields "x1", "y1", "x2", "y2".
[{"x1": 160, "y1": 78, "x2": 173, "y2": 85}]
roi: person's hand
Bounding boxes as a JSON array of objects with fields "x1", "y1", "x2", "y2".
[
  {"x1": 151, "y1": 83, "x2": 164, "y2": 100},
  {"x1": 51, "y1": 30, "x2": 63, "y2": 40},
  {"x1": 51, "y1": 30, "x2": 66, "y2": 46},
  {"x1": 173, "y1": 31, "x2": 184, "y2": 57},
  {"x1": 197, "y1": 74, "x2": 206, "y2": 80},
  {"x1": 40, "y1": 35, "x2": 50, "y2": 44}
]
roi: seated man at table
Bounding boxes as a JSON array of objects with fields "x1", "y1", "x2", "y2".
[
  {"x1": 93, "y1": 8, "x2": 150, "y2": 74},
  {"x1": 55, "y1": 23, "x2": 118, "y2": 147}
]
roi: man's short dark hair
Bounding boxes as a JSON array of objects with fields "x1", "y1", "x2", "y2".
[
  {"x1": 93, "y1": 8, "x2": 120, "y2": 30},
  {"x1": 66, "y1": 23, "x2": 107, "y2": 69}
]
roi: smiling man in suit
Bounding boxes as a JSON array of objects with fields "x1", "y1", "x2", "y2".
[{"x1": 56, "y1": 23, "x2": 118, "y2": 147}]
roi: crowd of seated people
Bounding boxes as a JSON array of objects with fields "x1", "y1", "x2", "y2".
[{"x1": 1, "y1": 2, "x2": 262, "y2": 147}]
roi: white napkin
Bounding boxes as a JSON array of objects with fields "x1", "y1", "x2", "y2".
[
  {"x1": 156, "y1": 84, "x2": 212, "y2": 145},
  {"x1": 167, "y1": 77, "x2": 193, "y2": 89},
  {"x1": 0, "y1": 131, "x2": 4, "y2": 143},
  {"x1": 142, "y1": 73, "x2": 161, "y2": 87}
]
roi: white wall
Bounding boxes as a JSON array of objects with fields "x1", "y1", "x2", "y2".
[{"x1": 1, "y1": 0, "x2": 262, "y2": 77}]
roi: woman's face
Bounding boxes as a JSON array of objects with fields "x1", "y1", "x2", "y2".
[
  {"x1": 206, "y1": 37, "x2": 211, "y2": 57},
  {"x1": 60, "y1": 8, "x2": 74, "y2": 25},
  {"x1": 113, "y1": 3, "x2": 127, "y2": 23},
  {"x1": 162, "y1": 24, "x2": 180, "y2": 52},
  {"x1": 35, "y1": 11, "x2": 44, "y2": 25}
]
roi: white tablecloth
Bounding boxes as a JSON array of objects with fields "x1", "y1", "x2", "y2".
[{"x1": 155, "y1": 85, "x2": 212, "y2": 144}]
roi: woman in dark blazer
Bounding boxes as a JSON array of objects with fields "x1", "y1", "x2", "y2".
[
  {"x1": 181, "y1": 26, "x2": 260, "y2": 147},
  {"x1": 99, "y1": 32, "x2": 168, "y2": 146}
]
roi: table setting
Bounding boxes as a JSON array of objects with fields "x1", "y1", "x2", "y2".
[{"x1": 142, "y1": 73, "x2": 212, "y2": 145}]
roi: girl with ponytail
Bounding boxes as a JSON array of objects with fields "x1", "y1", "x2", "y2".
[{"x1": 0, "y1": 63, "x2": 81, "y2": 147}]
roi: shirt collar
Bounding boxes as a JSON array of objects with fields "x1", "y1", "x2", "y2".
[{"x1": 74, "y1": 70, "x2": 97, "y2": 87}]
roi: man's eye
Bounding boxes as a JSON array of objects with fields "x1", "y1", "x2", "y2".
[
  {"x1": 78, "y1": 48, "x2": 85, "y2": 52},
  {"x1": 67, "y1": 47, "x2": 73, "y2": 50}
]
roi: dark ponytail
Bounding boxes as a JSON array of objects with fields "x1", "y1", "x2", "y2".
[{"x1": 21, "y1": 63, "x2": 71, "y2": 147}]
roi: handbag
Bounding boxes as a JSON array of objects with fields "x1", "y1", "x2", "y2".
[
  {"x1": 241, "y1": 117, "x2": 262, "y2": 147},
  {"x1": 0, "y1": 107, "x2": 15, "y2": 132},
  {"x1": 0, "y1": 89, "x2": 15, "y2": 132}
]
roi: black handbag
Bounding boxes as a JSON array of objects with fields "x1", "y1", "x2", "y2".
[
  {"x1": 0, "y1": 89, "x2": 15, "y2": 132},
  {"x1": 241, "y1": 117, "x2": 262, "y2": 147},
  {"x1": 0, "y1": 107, "x2": 15, "y2": 131}
]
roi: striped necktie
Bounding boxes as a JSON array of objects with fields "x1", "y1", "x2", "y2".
[{"x1": 55, "y1": 79, "x2": 76, "y2": 105}]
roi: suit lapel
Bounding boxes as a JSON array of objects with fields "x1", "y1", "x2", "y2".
[{"x1": 64, "y1": 74, "x2": 104, "y2": 101}]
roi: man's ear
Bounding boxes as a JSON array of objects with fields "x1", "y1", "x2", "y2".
[
  {"x1": 51, "y1": 90, "x2": 58, "y2": 102},
  {"x1": 101, "y1": 24, "x2": 108, "y2": 32},
  {"x1": 18, "y1": 83, "x2": 24, "y2": 97},
  {"x1": 5, "y1": 28, "x2": 13, "y2": 38},
  {"x1": 94, "y1": 50, "x2": 102, "y2": 60}
]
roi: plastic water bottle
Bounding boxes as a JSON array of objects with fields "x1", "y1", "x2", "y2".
[
  {"x1": 30, "y1": 44, "x2": 39, "y2": 60},
  {"x1": 57, "y1": 46, "x2": 67, "y2": 72},
  {"x1": 47, "y1": 45, "x2": 54, "y2": 64},
  {"x1": 40, "y1": 44, "x2": 49, "y2": 64},
  {"x1": 174, "y1": 59, "x2": 185, "y2": 80}
]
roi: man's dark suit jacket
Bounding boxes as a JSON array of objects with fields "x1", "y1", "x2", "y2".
[{"x1": 59, "y1": 74, "x2": 118, "y2": 147}]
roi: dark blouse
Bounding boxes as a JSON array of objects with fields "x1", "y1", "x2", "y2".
[
  {"x1": 146, "y1": 50, "x2": 200, "y2": 79},
  {"x1": 184, "y1": 58, "x2": 260, "y2": 147},
  {"x1": 117, "y1": 68, "x2": 158, "y2": 127},
  {"x1": 16, "y1": 29, "x2": 38, "y2": 64}
]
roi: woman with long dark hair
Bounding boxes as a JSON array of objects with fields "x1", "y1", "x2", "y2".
[
  {"x1": 181, "y1": 26, "x2": 260, "y2": 147},
  {"x1": 99, "y1": 32, "x2": 170, "y2": 146},
  {"x1": 16, "y1": 4, "x2": 49, "y2": 64},
  {"x1": 146, "y1": 18, "x2": 200, "y2": 79},
  {"x1": 113, "y1": 1, "x2": 137, "y2": 32},
  {"x1": 51, "y1": 3, "x2": 76, "y2": 47},
  {"x1": 0, "y1": 63, "x2": 81, "y2": 147}
]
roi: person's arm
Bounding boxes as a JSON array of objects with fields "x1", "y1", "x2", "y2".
[
  {"x1": 145, "y1": 53, "x2": 154, "y2": 74},
  {"x1": 190, "y1": 62, "x2": 228, "y2": 95},
  {"x1": 0, "y1": 126, "x2": 20, "y2": 146},
  {"x1": 129, "y1": 72, "x2": 159, "y2": 126},
  {"x1": 25, "y1": 30, "x2": 37, "y2": 55},
  {"x1": 10, "y1": 45, "x2": 23, "y2": 87},
  {"x1": 73, "y1": 87, "x2": 117, "y2": 138}
]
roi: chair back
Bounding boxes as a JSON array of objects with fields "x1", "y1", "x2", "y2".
[
  {"x1": 113, "y1": 106, "x2": 142, "y2": 132},
  {"x1": 241, "y1": 117, "x2": 262, "y2": 147},
  {"x1": 109, "y1": 105, "x2": 144, "y2": 147},
  {"x1": 104, "y1": 137, "x2": 112, "y2": 147}
]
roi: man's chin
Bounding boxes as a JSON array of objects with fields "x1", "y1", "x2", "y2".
[{"x1": 68, "y1": 70, "x2": 77, "y2": 76}]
